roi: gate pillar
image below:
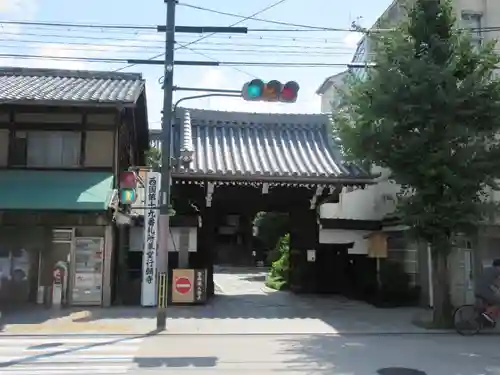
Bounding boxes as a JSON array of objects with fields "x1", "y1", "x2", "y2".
[
  {"x1": 289, "y1": 209, "x2": 318, "y2": 293},
  {"x1": 199, "y1": 208, "x2": 216, "y2": 297}
]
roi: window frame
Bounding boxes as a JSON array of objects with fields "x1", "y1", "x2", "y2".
[{"x1": 9, "y1": 130, "x2": 83, "y2": 169}]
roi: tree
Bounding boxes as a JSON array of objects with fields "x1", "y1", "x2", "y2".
[
  {"x1": 266, "y1": 234, "x2": 290, "y2": 290},
  {"x1": 334, "y1": 0, "x2": 500, "y2": 326},
  {"x1": 253, "y1": 212, "x2": 290, "y2": 262},
  {"x1": 146, "y1": 147, "x2": 161, "y2": 170}
]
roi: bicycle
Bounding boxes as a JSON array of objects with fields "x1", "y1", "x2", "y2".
[{"x1": 453, "y1": 298, "x2": 497, "y2": 335}]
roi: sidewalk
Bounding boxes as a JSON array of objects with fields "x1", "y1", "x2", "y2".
[{"x1": 0, "y1": 296, "x2": 455, "y2": 336}]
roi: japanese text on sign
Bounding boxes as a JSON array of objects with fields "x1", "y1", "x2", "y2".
[
  {"x1": 145, "y1": 176, "x2": 157, "y2": 284},
  {"x1": 141, "y1": 172, "x2": 161, "y2": 307},
  {"x1": 196, "y1": 271, "x2": 203, "y2": 301}
]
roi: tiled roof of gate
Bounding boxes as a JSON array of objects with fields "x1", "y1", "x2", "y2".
[
  {"x1": 173, "y1": 108, "x2": 372, "y2": 182},
  {"x1": 0, "y1": 67, "x2": 145, "y2": 105}
]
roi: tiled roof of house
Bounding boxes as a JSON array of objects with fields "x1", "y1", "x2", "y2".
[
  {"x1": 0, "y1": 67, "x2": 145, "y2": 106},
  {"x1": 171, "y1": 108, "x2": 372, "y2": 183}
]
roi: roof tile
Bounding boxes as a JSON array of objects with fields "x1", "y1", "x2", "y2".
[
  {"x1": 0, "y1": 67, "x2": 145, "y2": 105},
  {"x1": 173, "y1": 108, "x2": 371, "y2": 182}
]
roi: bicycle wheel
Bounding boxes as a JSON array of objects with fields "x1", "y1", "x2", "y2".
[{"x1": 454, "y1": 304, "x2": 482, "y2": 336}]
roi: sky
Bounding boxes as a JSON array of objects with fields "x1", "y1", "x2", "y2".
[{"x1": 0, "y1": 0, "x2": 393, "y2": 128}]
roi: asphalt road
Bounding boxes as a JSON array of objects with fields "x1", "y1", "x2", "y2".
[
  {"x1": 2, "y1": 267, "x2": 499, "y2": 374},
  {"x1": 132, "y1": 332, "x2": 500, "y2": 375}
]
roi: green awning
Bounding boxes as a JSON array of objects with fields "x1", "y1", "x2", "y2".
[{"x1": 0, "y1": 170, "x2": 114, "y2": 211}]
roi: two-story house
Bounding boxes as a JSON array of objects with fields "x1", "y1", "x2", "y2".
[
  {"x1": 317, "y1": 0, "x2": 500, "y2": 307},
  {"x1": 0, "y1": 67, "x2": 149, "y2": 308}
]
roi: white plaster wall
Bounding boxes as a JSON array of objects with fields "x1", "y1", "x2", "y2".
[
  {"x1": 319, "y1": 229, "x2": 370, "y2": 254},
  {"x1": 320, "y1": 166, "x2": 401, "y2": 221}
]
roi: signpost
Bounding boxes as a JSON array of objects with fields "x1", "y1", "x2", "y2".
[
  {"x1": 171, "y1": 269, "x2": 207, "y2": 304},
  {"x1": 175, "y1": 277, "x2": 192, "y2": 294},
  {"x1": 141, "y1": 171, "x2": 161, "y2": 307}
]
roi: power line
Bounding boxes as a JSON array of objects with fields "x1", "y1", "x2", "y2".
[
  {"x1": 0, "y1": 20, "x2": 157, "y2": 30},
  {"x1": 0, "y1": 29, "x2": 352, "y2": 44},
  {"x1": 178, "y1": 2, "x2": 358, "y2": 32},
  {"x1": 112, "y1": 0, "x2": 290, "y2": 74},
  {"x1": 0, "y1": 43, "x2": 356, "y2": 56},
  {"x1": 10, "y1": 38, "x2": 500, "y2": 56},
  {"x1": 173, "y1": 45, "x2": 256, "y2": 78},
  {"x1": 0, "y1": 17, "x2": 357, "y2": 33},
  {"x1": 178, "y1": 5, "x2": 500, "y2": 35},
  {"x1": 0, "y1": 37, "x2": 357, "y2": 52},
  {"x1": 0, "y1": 21, "x2": 357, "y2": 35},
  {"x1": 4, "y1": 17, "x2": 500, "y2": 34},
  {"x1": 0, "y1": 53, "x2": 354, "y2": 67}
]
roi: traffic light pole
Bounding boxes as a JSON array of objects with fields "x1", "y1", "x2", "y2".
[
  {"x1": 157, "y1": 0, "x2": 176, "y2": 331},
  {"x1": 156, "y1": 0, "x2": 250, "y2": 331},
  {"x1": 173, "y1": 93, "x2": 242, "y2": 112},
  {"x1": 173, "y1": 86, "x2": 241, "y2": 94}
]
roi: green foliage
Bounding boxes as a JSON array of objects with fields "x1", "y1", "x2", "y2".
[
  {"x1": 334, "y1": 0, "x2": 500, "y2": 245},
  {"x1": 334, "y1": 0, "x2": 500, "y2": 325},
  {"x1": 265, "y1": 234, "x2": 290, "y2": 290},
  {"x1": 146, "y1": 147, "x2": 161, "y2": 171},
  {"x1": 253, "y1": 212, "x2": 290, "y2": 262}
]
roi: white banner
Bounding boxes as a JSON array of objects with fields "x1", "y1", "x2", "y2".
[{"x1": 141, "y1": 171, "x2": 161, "y2": 306}]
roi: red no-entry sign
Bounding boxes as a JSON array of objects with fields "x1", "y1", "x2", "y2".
[{"x1": 175, "y1": 277, "x2": 192, "y2": 294}]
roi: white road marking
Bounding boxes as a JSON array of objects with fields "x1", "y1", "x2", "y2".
[{"x1": 0, "y1": 335, "x2": 143, "y2": 374}]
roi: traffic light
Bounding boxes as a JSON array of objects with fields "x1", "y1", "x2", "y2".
[
  {"x1": 119, "y1": 171, "x2": 137, "y2": 204},
  {"x1": 242, "y1": 79, "x2": 299, "y2": 103},
  {"x1": 246, "y1": 79, "x2": 264, "y2": 99}
]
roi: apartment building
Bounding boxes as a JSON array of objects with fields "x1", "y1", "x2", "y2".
[
  {"x1": 316, "y1": 71, "x2": 349, "y2": 113},
  {"x1": 317, "y1": 0, "x2": 500, "y2": 308}
]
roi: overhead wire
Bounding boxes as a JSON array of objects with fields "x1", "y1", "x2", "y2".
[
  {"x1": 0, "y1": 53, "x2": 356, "y2": 67},
  {"x1": 2, "y1": 8, "x2": 496, "y2": 73},
  {"x1": 0, "y1": 20, "x2": 157, "y2": 30},
  {"x1": 2, "y1": 18, "x2": 500, "y2": 34},
  {"x1": 0, "y1": 36, "x2": 358, "y2": 52},
  {"x1": 177, "y1": 2, "x2": 360, "y2": 32},
  {"x1": 112, "y1": 0, "x2": 291, "y2": 75},
  {"x1": 0, "y1": 29, "x2": 353, "y2": 44},
  {"x1": 0, "y1": 43, "x2": 358, "y2": 57}
]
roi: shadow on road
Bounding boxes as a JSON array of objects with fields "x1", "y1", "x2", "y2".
[
  {"x1": 275, "y1": 333, "x2": 495, "y2": 374},
  {"x1": 0, "y1": 330, "x2": 162, "y2": 368},
  {"x1": 0, "y1": 292, "x2": 429, "y2": 335},
  {"x1": 134, "y1": 356, "x2": 218, "y2": 368}
]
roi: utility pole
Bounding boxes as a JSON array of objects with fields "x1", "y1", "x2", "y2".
[
  {"x1": 157, "y1": 0, "x2": 176, "y2": 331},
  {"x1": 154, "y1": 0, "x2": 247, "y2": 331}
]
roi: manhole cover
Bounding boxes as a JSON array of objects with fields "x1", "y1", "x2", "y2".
[{"x1": 377, "y1": 368, "x2": 427, "y2": 375}]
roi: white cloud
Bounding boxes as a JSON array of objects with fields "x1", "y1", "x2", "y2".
[
  {"x1": 0, "y1": 0, "x2": 32, "y2": 13},
  {"x1": 4, "y1": 32, "x2": 162, "y2": 70},
  {"x1": 0, "y1": 0, "x2": 39, "y2": 36}
]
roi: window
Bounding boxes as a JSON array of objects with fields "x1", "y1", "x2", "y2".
[
  {"x1": 12, "y1": 131, "x2": 81, "y2": 168},
  {"x1": 462, "y1": 12, "x2": 482, "y2": 47}
]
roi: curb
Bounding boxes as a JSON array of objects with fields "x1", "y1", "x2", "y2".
[{"x1": 0, "y1": 328, "x2": 460, "y2": 336}]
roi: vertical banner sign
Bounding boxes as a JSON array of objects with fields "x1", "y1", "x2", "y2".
[
  {"x1": 141, "y1": 171, "x2": 161, "y2": 306},
  {"x1": 194, "y1": 269, "x2": 207, "y2": 303}
]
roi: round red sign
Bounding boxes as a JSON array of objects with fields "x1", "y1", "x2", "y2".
[{"x1": 175, "y1": 277, "x2": 192, "y2": 294}]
